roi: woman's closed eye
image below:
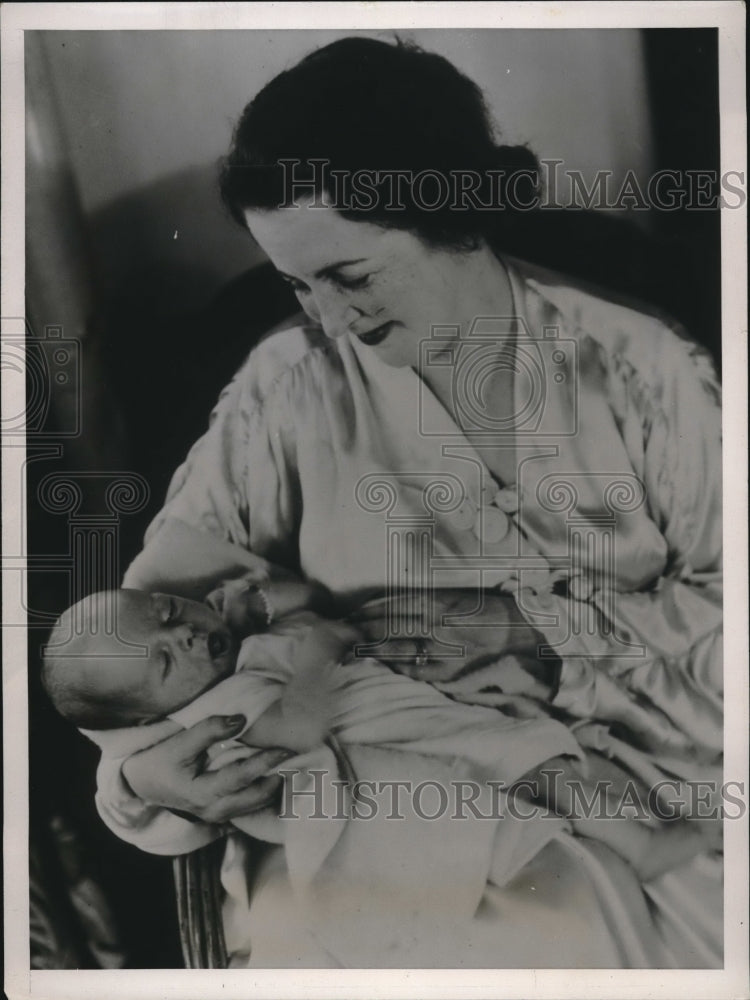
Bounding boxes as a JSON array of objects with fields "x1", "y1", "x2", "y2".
[
  {"x1": 280, "y1": 272, "x2": 372, "y2": 293},
  {"x1": 281, "y1": 275, "x2": 311, "y2": 294},
  {"x1": 334, "y1": 272, "x2": 371, "y2": 291}
]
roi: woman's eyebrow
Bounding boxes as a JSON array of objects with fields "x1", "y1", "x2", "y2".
[
  {"x1": 315, "y1": 258, "x2": 368, "y2": 278},
  {"x1": 279, "y1": 259, "x2": 369, "y2": 282}
]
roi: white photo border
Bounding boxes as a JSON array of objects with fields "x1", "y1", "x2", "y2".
[{"x1": 2, "y1": 3, "x2": 747, "y2": 998}]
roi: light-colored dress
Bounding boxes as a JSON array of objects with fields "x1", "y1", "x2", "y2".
[
  {"x1": 109, "y1": 255, "x2": 722, "y2": 967},
  {"x1": 85, "y1": 612, "x2": 605, "y2": 966}
]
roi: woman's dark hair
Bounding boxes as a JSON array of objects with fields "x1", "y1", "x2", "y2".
[{"x1": 220, "y1": 36, "x2": 539, "y2": 250}]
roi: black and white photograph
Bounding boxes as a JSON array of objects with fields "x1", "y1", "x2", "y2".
[{"x1": 2, "y1": 3, "x2": 747, "y2": 997}]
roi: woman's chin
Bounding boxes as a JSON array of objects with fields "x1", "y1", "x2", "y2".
[{"x1": 350, "y1": 322, "x2": 409, "y2": 367}]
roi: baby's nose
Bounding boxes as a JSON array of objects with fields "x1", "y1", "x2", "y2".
[{"x1": 174, "y1": 623, "x2": 203, "y2": 650}]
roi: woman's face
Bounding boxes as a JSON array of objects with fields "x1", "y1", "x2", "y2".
[{"x1": 244, "y1": 201, "x2": 475, "y2": 368}]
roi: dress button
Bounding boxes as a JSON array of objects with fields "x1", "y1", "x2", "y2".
[
  {"x1": 451, "y1": 502, "x2": 476, "y2": 530},
  {"x1": 522, "y1": 567, "x2": 552, "y2": 593},
  {"x1": 484, "y1": 568, "x2": 514, "y2": 589},
  {"x1": 492, "y1": 486, "x2": 521, "y2": 513},
  {"x1": 474, "y1": 506, "x2": 510, "y2": 543},
  {"x1": 534, "y1": 589, "x2": 556, "y2": 609},
  {"x1": 569, "y1": 574, "x2": 594, "y2": 601},
  {"x1": 201, "y1": 512, "x2": 220, "y2": 533}
]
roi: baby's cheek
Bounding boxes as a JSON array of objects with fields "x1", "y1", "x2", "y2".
[{"x1": 177, "y1": 656, "x2": 219, "y2": 699}]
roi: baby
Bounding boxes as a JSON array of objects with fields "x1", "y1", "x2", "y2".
[
  {"x1": 42, "y1": 574, "x2": 719, "y2": 884},
  {"x1": 41, "y1": 575, "x2": 351, "y2": 753}
]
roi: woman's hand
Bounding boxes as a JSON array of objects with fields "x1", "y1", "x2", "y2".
[
  {"x1": 121, "y1": 716, "x2": 294, "y2": 824},
  {"x1": 350, "y1": 588, "x2": 549, "y2": 682}
]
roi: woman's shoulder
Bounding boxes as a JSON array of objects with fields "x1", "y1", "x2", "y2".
[
  {"x1": 228, "y1": 319, "x2": 339, "y2": 411},
  {"x1": 507, "y1": 254, "x2": 720, "y2": 408},
  {"x1": 507, "y1": 254, "x2": 703, "y2": 368}
]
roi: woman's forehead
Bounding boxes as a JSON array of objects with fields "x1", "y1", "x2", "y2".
[{"x1": 243, "y1": 203, "x2": 398, "y2": 275}]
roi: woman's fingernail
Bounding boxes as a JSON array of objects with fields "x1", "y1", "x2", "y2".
[{"x1": 225, "y1": 714, "x2": 246, "y2": 728}]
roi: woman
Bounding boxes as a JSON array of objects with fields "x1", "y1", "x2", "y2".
[{"x1": 99, "y1": 38, "x2": 723, "y2": 967}]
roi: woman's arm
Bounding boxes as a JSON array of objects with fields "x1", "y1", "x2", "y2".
[
  {"x1": 550, "y1": 322, "x2": 723, "y2": 756},
  {"x1": 123, "y1": 333, "x2": 311, "y2": 599}
]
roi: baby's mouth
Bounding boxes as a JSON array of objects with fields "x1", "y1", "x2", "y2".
[{"x1": 208, "y1": 631, "x2": 231, "y2": 658}]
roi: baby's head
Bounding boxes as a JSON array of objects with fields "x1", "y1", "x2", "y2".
[{"x1": 42, "y1": 589, "x2": 238, "y2": 730}]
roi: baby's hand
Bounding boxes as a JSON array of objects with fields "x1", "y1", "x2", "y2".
[
  {"x1": 206, "y1": 568, "x2": 333, "y2": 636},
  {"x1": 206, "y1": 573, "x2": 271, "y2": 636}
]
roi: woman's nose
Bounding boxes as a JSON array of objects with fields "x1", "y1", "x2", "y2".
[{"x1": 309, "y1": 287, "x2": 363, "y2": 339}]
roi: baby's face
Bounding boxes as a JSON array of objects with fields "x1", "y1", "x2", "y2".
[{"x1": 78, "y1": 589, "x2": 237, "y2": 724}]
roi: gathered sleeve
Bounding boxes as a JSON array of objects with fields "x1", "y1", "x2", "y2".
[
  {"x1": 123, "y1": 339, "x2": 307, "y2": 598},
  {"x1": 100, "y1": 371, "x2": 261, "y2": 852},
  {"x1": 151, "y1": 371, "x2": 254, "y2": 547},
  {"x1": 631, "y1": 326, "x2": 722, "y2": 584}
]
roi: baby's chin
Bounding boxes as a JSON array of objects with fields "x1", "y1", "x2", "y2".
[
  {"x1": 169, "y1": 632, "x2": 238, "y2": 711},
  {"x1": 181, "y1": 654, "x2": 236, "y2": 710}
]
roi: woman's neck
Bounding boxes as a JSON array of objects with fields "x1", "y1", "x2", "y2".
[
  {"x1": 415, "y1": 245, "x2": 521, "y2": 486},
  {"x1": 449, "y1": 243, "x2": 514, "y2": 335},
  {"x1": 417, "y1": 243, "x2": 515, "y2": 394}
]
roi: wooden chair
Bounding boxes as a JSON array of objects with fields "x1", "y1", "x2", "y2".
[
  {"x1": 173, "y1": 840, "x2": 228, "y2": 968},
  {"x1": 171, "y1": 734, "x2": 358, "y2": 968}
]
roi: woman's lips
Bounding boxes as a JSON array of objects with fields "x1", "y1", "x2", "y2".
[{"x1": 356, "y1": 321, "x2": 394, "y2": 346}]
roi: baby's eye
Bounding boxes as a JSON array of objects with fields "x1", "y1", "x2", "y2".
[{"x1": 159, "y1": 597, "x2": 176, "y2": 624}]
